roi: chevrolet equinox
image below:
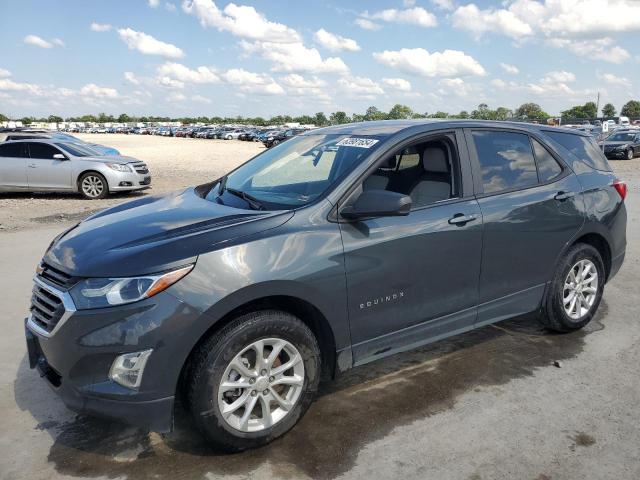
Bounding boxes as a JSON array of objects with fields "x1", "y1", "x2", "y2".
[{"x1": 25, "y1": 120, "x2": 627, "y2": 451}]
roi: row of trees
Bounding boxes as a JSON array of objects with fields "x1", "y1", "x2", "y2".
[{"x1": 4, "y1": 100, "x2": 639, "y2": 127}]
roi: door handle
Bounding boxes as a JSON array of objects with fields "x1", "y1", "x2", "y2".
[
  {"x1": 448, "y1": 213, "x2": 478, "y2": 225},
  {"x1": 554, "y1": 191, "x2": 574, "y2": 201},
  {"x1": 28, "y1": 164, "x2": 37, "y2": 168}
]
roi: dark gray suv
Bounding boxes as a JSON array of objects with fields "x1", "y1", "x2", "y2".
[{"x1": 25, "y1": 120, "x2": 627, "y2": 451}]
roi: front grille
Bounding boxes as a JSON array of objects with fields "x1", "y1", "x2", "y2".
[
  {"x1": 30, "y1": 284, "x2": 65, "y2": 333},
  {"x1": 38, "y1": 262, "x2": 77, "y2": 289},
  {"x1": 139, "y1": 177, "x2": 151, "y2": 186},
  {"x1": 132, "y1": 163, "x2": 149, "y2": 174}
]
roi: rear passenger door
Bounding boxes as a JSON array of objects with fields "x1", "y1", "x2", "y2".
[
  {"x1": 0, "y1": 142, "x2": 29, "y2": 190},
  {"x1": 465, "y1": 129, "x2": 584, "y2": 326},
  {"x1": 339, "y1": 130, "x2": 483, "y2": 364},
  {"x1": 25, "y1": 142, "x2": 73, "y2": 190}
]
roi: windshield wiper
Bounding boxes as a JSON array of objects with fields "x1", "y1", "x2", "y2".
[
  {"x1": 218, "y1": 174, "x2": 229, "y2": 194},
  {"x1": 225, "y1": 188, "x2": 265, "y2": 210}
]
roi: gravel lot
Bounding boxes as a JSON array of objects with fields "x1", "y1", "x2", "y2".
[
  {"x1": 0, "y1": 134, "x2": 263, "y2": 231},
  {"x1": 1, "y1": 135, "x2": 639, "y2": 480}
]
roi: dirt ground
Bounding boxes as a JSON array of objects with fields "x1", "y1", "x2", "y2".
[{"x1": 0, "y1": 134, "x2": 263, "y2": 231}]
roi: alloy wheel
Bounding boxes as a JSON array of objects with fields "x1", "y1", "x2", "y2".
[
  {"x1": 563, "y1": 259, "x2": 598, "y2": 320},
  {"x1": 217, "y1": 338, "x2": 305, "y2": 432},
  {"x1": 81, "y1": 175, "x2": 105, "y2": 198}
]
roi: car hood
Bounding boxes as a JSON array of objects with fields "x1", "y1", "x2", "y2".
[
  {"x1": 87, "y1": 143, "x2": 120, "y2": 155},
  {"x1": 44, "y1": 187, "x2": 294, "y2": 278},
  {"x1": 80, "y1": 154, "x2": 140, "y2": 164}
]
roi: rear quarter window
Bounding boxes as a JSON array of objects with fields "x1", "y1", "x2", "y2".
[{"x1": 543, "y1": 130, "x2": 612, "y2": 172}]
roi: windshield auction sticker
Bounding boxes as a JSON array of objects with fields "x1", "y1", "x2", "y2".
[{"x1": 336, "y1": 137, "x2": 380, "y2": 148}]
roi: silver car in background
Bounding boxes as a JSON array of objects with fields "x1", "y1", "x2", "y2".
[{"x1": 0, "y1": 139, "x2": 151, "y2": 199}]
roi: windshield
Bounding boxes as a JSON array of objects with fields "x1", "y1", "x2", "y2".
[
  {"x1": 55, "y1": 142, "x2": 97, "y2": 157},
  {"x1": 206, "y1": 133, "x2": 384, "y2": 209},
  {"x1": 607, "y1": 133, "x2": 635, "y2": 142}
]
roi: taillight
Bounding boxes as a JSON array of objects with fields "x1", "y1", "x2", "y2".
[{"x1": 613, "y1": 180, "x2": 627, "y2": 200}]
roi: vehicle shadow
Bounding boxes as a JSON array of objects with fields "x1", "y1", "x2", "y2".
[{"x1": 13, "y1": 306, "x2": 606, "y2": 480}]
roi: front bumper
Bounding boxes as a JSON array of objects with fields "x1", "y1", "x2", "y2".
[
  {"x1": 106, "y1": 170, "x2": 152, "y2": 192},
  {"x1": 604, "y1": 149, "x2": 629, "y2": 159},
  {"x1": 24, "y1": 287, "x2": 202, "y2": 432}
]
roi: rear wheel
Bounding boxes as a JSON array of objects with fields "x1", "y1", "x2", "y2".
[
  {"x1": 187, "y1": 310, "x2": 320, "y2": 451},
  {"x1": 540, "y1": 243, "x2": 604, "y2": 332},
  {"x1": 79, "y1": 172, "x2": 108, "y2": 199}
]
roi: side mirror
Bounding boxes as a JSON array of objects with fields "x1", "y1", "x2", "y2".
[
  {"x1": 341, "y1": 189, "x2": 412, "y2": 220},
  {"x1": 53, "y1": 153, "x2": 67, "y2": 160}
]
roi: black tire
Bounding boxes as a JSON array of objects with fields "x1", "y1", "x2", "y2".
[
  {"x1": 186, "y1": 310, "x2": 321, "y2": 452},
  {"x1": 272, "y1": 139, "x2": 280, "y2": 146},
  {"x1": 78, "y1": 172, "x2": 109, "y2": 199},
  {"x1": 540, "y1": 243, "x2": 605, "y2": 332},
  {"x1": 627, "y1": 148, "x2": 634, "y2": 160}
]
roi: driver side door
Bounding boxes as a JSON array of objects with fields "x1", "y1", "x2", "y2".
[
  {"x1": 25, "y1": 142, "x2": 73, "y2": 190},
  {"x1": 338, "y1": 130, "x2": 483, "y2": 365}
]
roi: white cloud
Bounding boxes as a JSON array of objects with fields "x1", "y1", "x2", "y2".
[
  {"x1": 438, "y1": 77, "x2": 472, "y2": 96},
  {"x1": 490, "y1": 78, "x2": 508, "y2": 88},
  {"x1": 157, "y1": 62, "x2": 220, "y2": 84},
  {"x1": 165, "y1": 2, "x2": 177, "y2": 11},
  {"x1": 0, "y1": 68, "x2": 10, "y2": 78},
  {"x1": 23, "y1": 35, "x2": 54, "y2": 49},
  {"x1": 117, "y1": 28, "x2": 184, "y2": 58},
  {"x1": 338, "y1": 76, "x2": 385, "y2": 97},
  {"x1": 374, "y1": 48, "x2": 486, "y2": 77},
  {"x1": 52, "y1": 38, "x2": 65, "y2": 47},
  {"x1": 546, "y1": 37, "x2": 630, "y2": 64},
  {"x1": 354, "y1": 18, "x2": 381, "y2": 30},
  {"x1": 500, "y1": 63, "x2": 519, "y2": 75},
  {"x1": 123, "y1": 71, "x2": 141, "y2": 85},
  {"x1": 451, "y1": 4, "x2": 533, "y2": 39},
  {"x1": 182, "y1": 0, "x2": 300, "y2": 43},
  {"x1": 403, "y1": 0, "x2": 416, "y2": 6},
  {"x1": 90, "y1": 22, "x2": 112, "y2": 32},
  {"x1": 431, "y1": 0, "x2": 455, "y2": 10},
  {"x1": 79, "y1": 83, "x2": 119, "y2": 99},
  {"x1": 314, "y1": 29, "x2": 360, "y2": 52},
  {"x1": 240, "y1": 40, "x2": 349, "y2": 74},
  {"x1": 382, "y1": 77, "x2": 412, "y2": 91},
  {"x1": 191, "y1": 94, "x2": 212, "y2": 103},
  {"x1": 221, "y1": 68, "x2": 285, "y2": 95},
  {"x1": 157, "y1": 76, "x2": 185, "y2": 89},
  {"x1": 363, "y1": 7, "x2": 438, "y2": 28},
  {"x1": 0, "y1": 78, "x2": 43, "y2": 95},
  {"x1": 148, "y1": 0, "x2": 160, "y2": 7},
  {"x1": 598, "y1": 72, "x2": 631, "y2": 87},
  {"x1": 542, "y1": 70, "x2": 576, "y2": 83},
  {"x1": 452, "y1": 1, "x2": 640, "y2": 41}
]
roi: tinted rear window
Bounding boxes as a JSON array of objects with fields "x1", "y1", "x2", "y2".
[
  {"x1": 544, "y1": 130, "x2": 611, "y2": 171},
  {"x1": 472, "y1": 130, "x2": 538, "y2": 194}
]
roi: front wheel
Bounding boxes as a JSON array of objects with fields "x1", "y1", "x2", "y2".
[
  {"x1": 79, "y1": 172, "x2": 109, "y2": 199},
  {"x1": 627, "y1": 148, "x2": 634, "y2": 160},
  {"x1": 540, "y1": 243, "x2": 605, "y2": 332},
  {"x1": 186, "y1": 310, "x2": 320, "y2": 451}
]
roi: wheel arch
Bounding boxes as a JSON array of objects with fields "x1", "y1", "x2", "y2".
[
  {"x1": 76, "y1": 169, "x2": 110, "y2": 192},
  {"x1": 569, "y1": 232, "x2": 612, "y2": 281},
  {"x1": 177, "y1": 294, "x2": 339, "y2": 400}
]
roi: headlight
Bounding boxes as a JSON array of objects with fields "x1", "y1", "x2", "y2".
[
  {"x1": 106, "y1": 163, "x2": 133, "y2": 172},
  {"x1": 69, "y1": 265, "x2": 193, "y2": 309}
]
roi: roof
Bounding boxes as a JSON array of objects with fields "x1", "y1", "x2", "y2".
[{"x1": 305, "y1": 119, "x2": 590, "y2": 137}]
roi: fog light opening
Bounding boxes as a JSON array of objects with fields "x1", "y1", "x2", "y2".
[
  {"x1": 119, "y1": 181, "x2": 133, "y2": 187},
  {"x1": 109, "y1": 349, "x2": 153, "y2": 389}
]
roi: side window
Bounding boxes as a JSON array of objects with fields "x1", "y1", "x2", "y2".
[
  {"x1": 27, "y1": 143, "x2": 62, "y2": 159},
  {"x1": 362, "y1": 136, "x2": 457, "y2": 208},
  {"x1": 531, "y1": 138, "x2": 563, "y2": 183},
  {"x1": 0, "y1": 143, "x2": 26, "y2": 158},
  {"x1": 471, "y1": 130, "x2": 538, "y2": 194},
  {"x1": 543, "y1": 130, "x2": 611, "y2": 172}
]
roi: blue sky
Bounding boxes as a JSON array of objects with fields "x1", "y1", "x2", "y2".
[{"x1": 0, "y1": 0, "x2": 638, "y2": 118}]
